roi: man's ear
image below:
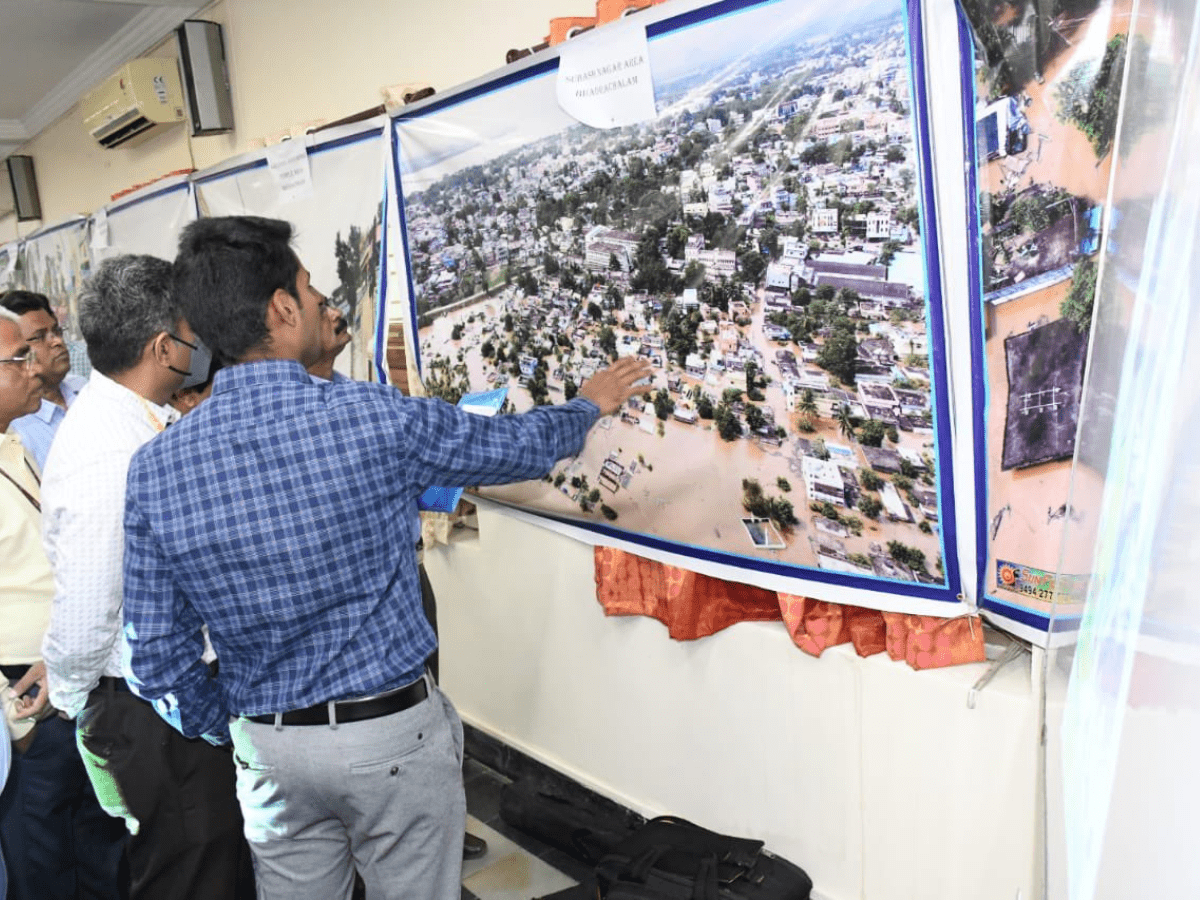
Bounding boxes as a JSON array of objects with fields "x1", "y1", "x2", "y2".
[
  {"x1": 150, "y1": 331, "x2": 174, "y2": 367},
  {"x1": 269, "y1": 288, "x2": 301, "y2": 328}
]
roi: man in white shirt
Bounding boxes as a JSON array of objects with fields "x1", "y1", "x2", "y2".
[
  {"x1": 41, "y1": 255, "x2": 253, "y2": 900},
  {"x1": 1, "y1": 291, "x2": 87, "y2": 470},
  {"x1": 0, "y1": 307, "x2": 127, "y2": 900}
]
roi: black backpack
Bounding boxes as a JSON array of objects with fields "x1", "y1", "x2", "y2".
[{"x1": 540, "y1": 815, "x2": 812, "y2": 900}]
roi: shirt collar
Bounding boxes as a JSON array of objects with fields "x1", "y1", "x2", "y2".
[
  {"x1": 34, "y1": 373, "x2": 87, "y2": 422},
  {"x1": 60, "y1": 374, "x2": 85, "y2": 405},
  {"x1": 87, "y1": 370, "x2": 179, "y2": 427},
  {"x1": 212, "y1": 359, "x2": 311, "y2": 395},
  {"x1": 34, "y1": 398, "x2": 61, "y2": 423}
]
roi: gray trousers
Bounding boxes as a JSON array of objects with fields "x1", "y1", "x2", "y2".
[{"x1": 228, "y1": 682, "x2": 466, "y2": 900}]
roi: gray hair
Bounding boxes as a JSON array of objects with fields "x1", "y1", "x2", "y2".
[{"x1": 79, "y1": 255, "x2": 180, "y2": 376}]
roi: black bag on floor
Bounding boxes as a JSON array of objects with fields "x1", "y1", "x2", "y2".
[
  {"x1": 539, "y1": 815, "x2": 812, "y2": 900},
  {"x1": 500, "y1": 777, "x2": 644, "y2": 865}
]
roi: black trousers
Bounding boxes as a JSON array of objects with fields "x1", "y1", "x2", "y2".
[
  {"x1": 0, "y1": 713, "x2": 128, "y2": 900},
  {"x1": 75, "y1": 686, "x2": 254, "y2": 900}
]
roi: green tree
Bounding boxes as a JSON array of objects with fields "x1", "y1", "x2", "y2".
[
  {"x1": 598, "y1": 326, "x2": 618, "y2": 357},
  {"x1": 799, "y1": 389, "x2": 819, "y2": 421},
  {"x1": 653, "y1": 389, "x2": 676, "y2": 421},
  {"x1": 887, "y1": 540, "x2": 928, "y2": 574},
  {"x1": 564, "y1": 376, "x2": 578, "y2": 400},
  {"x1": 715, "y1": 403, "x2": 743, "y2": 441},
  {"x1": 1008, "y1": 189, "x2": 1071, "y2": 235},
  {"x1": 777, "y1": 477, "x2": 791, "y2": 492},
  {"x1": 860, "y1": 469, "x2": 883, "y2": 491},
  {"x1": 745, "y1": 403, "x2": 766, "y2": 432},
  {"x1": 858, "y1": 419, "x2": 887, "y2": 447},
  {"x1": 332, "y1": 225, "x2": 365, "y2": 327},
  {"x1": 1055, "y1": 34, "x2": 1128, "y2": 158},
  {"x1": 836, "y1": 403, "x2": 856, "y2": 441},
  {"x1": 1061, "y1": 258, "x2": 1098, "y2": 334},
  {"x1": 767, "y1": 497, "x2": 798, "y2": 530},
  {"x1": 738, "y1": 251, "x2": 766, "y2": 284},
  {"x1": 696, "y1": 395, "x2": 714, "y2": 419},
  {"x1": 859, "y1": 495, "x2": 883, "y2": 519},
  {"x1": 742, "y1": 478, "x2": 769, "y2": 517},
  {"x1": 877, "y1": 240, "x2": 901, "y2": 267},
  {"x1": 811, "y1": 437, "x2": 830, "y2": 460},
  {"x1": 818, "y1": 331, "x2": 858, "y2": 385}
]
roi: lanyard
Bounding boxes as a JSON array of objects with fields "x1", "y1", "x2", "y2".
[
  {"x1": 0, "y1": 462, "x2": 39, "y2": 512},
  {"x1": 137, "y1": 395, "x2": 171, "y2": 433}
]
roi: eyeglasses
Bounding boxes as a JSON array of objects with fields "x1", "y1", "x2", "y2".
[
  {"x1": 0, "y1": 352, "x2": 34, "y2": 371},
  {"x1": 26, "y1": 324, "x2": 64, "y2": 345},
  {"x1": 168, "y1": 333, "x2": 199, "y2": 351}
]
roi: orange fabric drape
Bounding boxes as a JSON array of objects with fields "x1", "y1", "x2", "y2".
[
  {"x1": 596, "y1": 548, "x2": 986, "y2": 671},
  {"x1": 594, "y1": 546, "x2": 782, "y2": 640}
]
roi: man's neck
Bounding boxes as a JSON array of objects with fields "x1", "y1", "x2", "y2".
[
  {"x1": 108, "y1": 368, "x2": 174, "y2": 407},
  {"x1": 307, "y1": 358, "x2": 335, "y2": 380},
  {"x1": 42, "y1": 381, "x2": 66, "y2": 408}
]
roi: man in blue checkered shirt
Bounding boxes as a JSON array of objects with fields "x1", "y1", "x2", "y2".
[{"x1": 121, "y1": 216, "x2": 649, "y2": 900}]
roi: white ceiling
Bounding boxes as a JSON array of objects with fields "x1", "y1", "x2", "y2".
[{"x1": 0, "y1": 0, "x2": 206, "y2": 160}]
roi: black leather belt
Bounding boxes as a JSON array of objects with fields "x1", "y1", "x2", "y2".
[
  {"x1": 95, "y1": 676, "x2": 131, "y2": 693},
  {"x1": 246, "y1": 677, "x2": 428, "y2": 726}
]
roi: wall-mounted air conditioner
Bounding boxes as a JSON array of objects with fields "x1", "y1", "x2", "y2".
[{"x1": 81, "y1": 59, "x2": 185, "y2": 149}]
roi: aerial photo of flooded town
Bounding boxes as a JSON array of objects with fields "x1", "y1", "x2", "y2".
[
  {"x1": 397, "y1": 0, "x2": 949, "y2": 587},
  {"x1": 965, "y1": 0, "x2": 1133, "y2": 611}
]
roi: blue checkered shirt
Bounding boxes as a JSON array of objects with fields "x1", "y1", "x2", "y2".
[{"x1": 122, "y1": 359, "x2": 598, "y2": 744}]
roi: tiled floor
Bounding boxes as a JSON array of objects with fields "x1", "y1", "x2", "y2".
[{"x1": 461, "y1": 755, "x2": 592, "y2": 900}]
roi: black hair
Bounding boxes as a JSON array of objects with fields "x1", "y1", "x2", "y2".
[
  {"x1": 0, "y1": 290, "x2": 55, "y2": 320},
  {"x1": 173, "y1": 216, "x2": 300, "y2": 364}
]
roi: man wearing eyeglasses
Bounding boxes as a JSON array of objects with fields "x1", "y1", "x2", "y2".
[
  {"x1": 0, "y1": 307, "x2": 127, "y2": 900},
  {"x1": 0, "y1": 291, "x2": 88, "y2": 471},
  {"x1": 39, "y1": 255, "x2": 253, "y2": 900}
]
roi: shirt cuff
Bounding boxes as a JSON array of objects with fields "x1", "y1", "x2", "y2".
[{"x1": 567, "y1": 396, "x2": 601, "y2": 419}]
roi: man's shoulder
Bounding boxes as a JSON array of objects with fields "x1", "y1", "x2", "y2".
[
  {"x1": 325, "y1": 378, "x2": 414, "y2": 410},
  {"x1": 48, "y1": 383, "x2": 133, "y2": 453},
  {"x1": 8, "y1": 406, "x2": 44, "y2": 432}
]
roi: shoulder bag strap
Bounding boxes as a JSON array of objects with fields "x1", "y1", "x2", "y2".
[{"x1": 0, "y1": 464, "x2": 40, "y2": 512}]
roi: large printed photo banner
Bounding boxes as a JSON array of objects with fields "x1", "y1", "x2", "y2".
[
  {"x1": 960, "y1": 0, "x2": 1134, "y2": 640},
  {"x1": 194, "y1": 121, "x2": 386, "y2": 382},
  {"x1": 92, "y1": 175, "x2": 197, "y2": 265},
  {"x1": 0, "y1": 242, "x2": 17, "y2": 292},
  {"x1": 14, "y1": 217, "x2": 92, "y2": 378},
  {"x1": 393, "y1": 0, "x2": 967, "y2": 614}
]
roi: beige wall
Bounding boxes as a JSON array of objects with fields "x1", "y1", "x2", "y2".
[{"x1": 0, "y1": 0, "x2": 572, "y2": 242}]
